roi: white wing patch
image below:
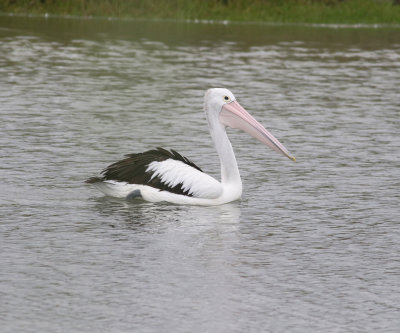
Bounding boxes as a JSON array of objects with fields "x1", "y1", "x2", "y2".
[{"x1": 146, "y1": 159, "x2": 222, "y2": 199}]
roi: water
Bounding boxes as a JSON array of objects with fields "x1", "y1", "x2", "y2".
[{"x1": 1, "y1": 15, "x2": 400, "y2": 332}]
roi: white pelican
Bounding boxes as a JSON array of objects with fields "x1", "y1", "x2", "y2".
[{"x1": 86, "y1": 88, "x2": 295, "y2": 205}]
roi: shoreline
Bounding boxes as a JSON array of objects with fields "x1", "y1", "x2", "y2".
[
  {"x1": 1, "y1": 0, "x2": 400, "y2": 25},
  {"x1": 2, "y1": 12, "x2": 400, "y2": 30}
]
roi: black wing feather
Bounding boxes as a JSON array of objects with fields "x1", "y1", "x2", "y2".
[{"x1": 86, "y1": 147, "x2": 203, "y2": 196}]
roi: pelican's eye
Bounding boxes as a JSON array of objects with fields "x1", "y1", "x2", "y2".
[{"x1": 223, "y1": 95, "x2": 231, "y2": 102}]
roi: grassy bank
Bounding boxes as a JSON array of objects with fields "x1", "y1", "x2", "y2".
[{"x1": 1, "y1": 0, "x2": 400, "y2": 24}]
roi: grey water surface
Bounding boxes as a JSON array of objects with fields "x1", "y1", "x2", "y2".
[{"x1": 1, "y1": 16, "x2": 400, "y2": 332}]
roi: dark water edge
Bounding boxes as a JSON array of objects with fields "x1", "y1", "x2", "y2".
[{"x1": 1, "y1": 14, "x2": 400, "y2": 49}]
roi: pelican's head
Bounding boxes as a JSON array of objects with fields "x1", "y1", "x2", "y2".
[{"x1": 204, "y1": 88, "x2": 295, "y2": 161}]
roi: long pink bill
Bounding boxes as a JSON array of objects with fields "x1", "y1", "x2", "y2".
[{"x1": 219, "y1": 101, "x2": 296, "y2": 161}]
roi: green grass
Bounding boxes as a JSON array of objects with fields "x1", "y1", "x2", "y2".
[{"x1": 1, "y1": 0, "x2": 400, "y2": 24}]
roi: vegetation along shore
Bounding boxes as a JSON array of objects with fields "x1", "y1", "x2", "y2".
[{"x1": 1, "y1": 0, "x2": 400, "y2": 24}]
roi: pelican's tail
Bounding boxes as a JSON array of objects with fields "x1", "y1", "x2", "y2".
[{"x1": 85, "y1": 177, "x2": 102, "y2": 184}]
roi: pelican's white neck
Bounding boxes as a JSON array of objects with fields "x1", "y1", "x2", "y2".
[
  {"x1": 208, "y1": 117, "x2": 242, "y2": 192},
  {"x1": 204, "y1": 88, "x2": 243, "y2": 200}
]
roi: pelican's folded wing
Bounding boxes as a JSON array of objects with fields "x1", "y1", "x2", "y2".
[
  {"x1": 89, "y1": 148, "x2": 223, "y2": 199},
  {"x1": 146, "y1": 159, "x2": 222, "y2": 199}
]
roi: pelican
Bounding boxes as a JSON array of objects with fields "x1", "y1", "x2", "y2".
[{"x1": 86, "y1": 88, "x2": 295, "y2": 205}]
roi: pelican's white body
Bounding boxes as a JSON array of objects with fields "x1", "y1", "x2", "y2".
[
  {"x1": 93, "y1": 131, "x2": 243, "y2": 205},
  {"x1": 90, "y1": 88, "x2": 294, "y2": 205}
]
